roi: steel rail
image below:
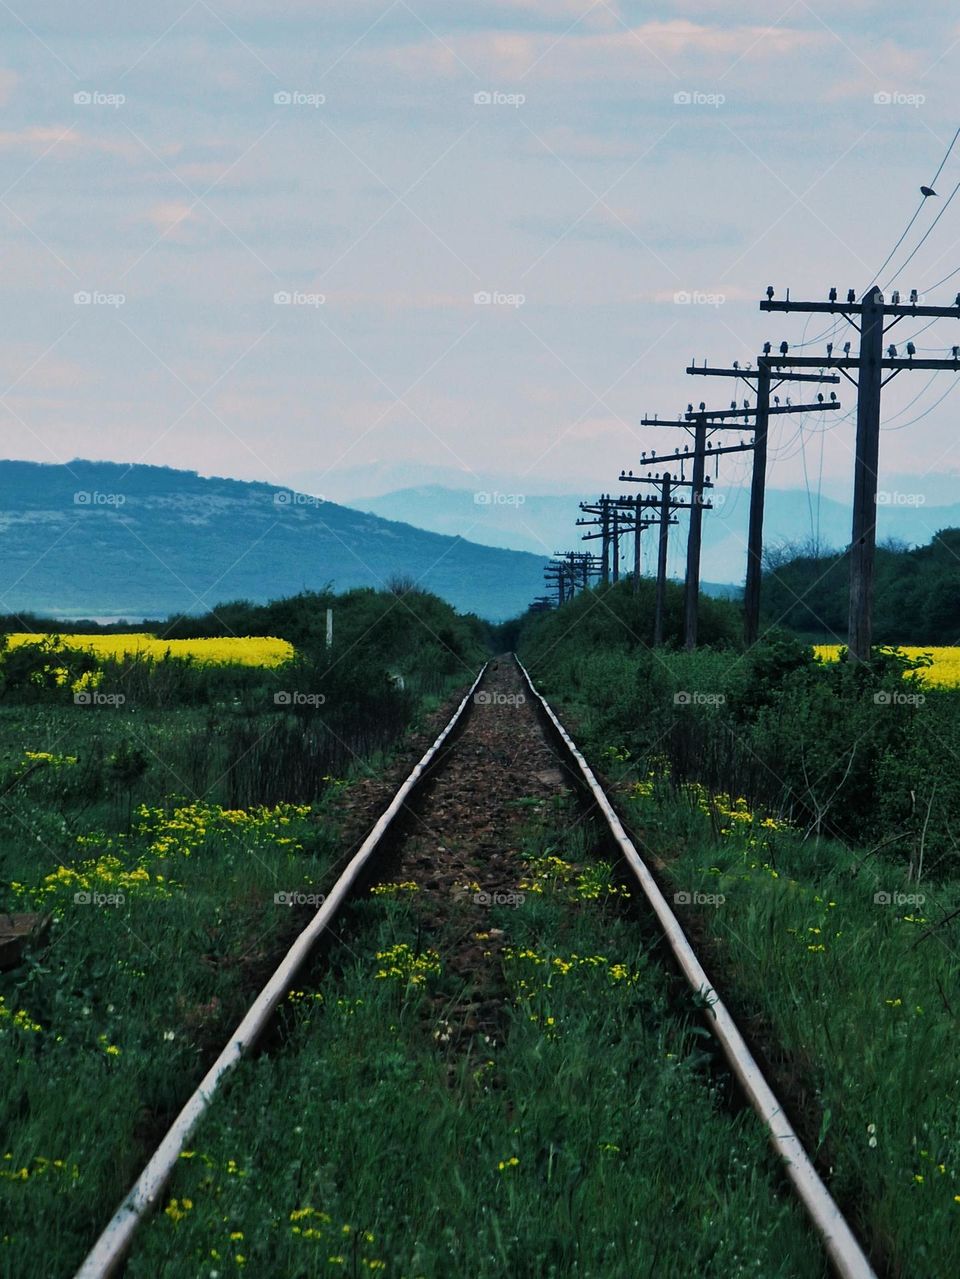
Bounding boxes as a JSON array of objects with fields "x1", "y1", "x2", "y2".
[
  {"x1": 517, "y1": 657, "x2": 877, "y2": 1279},
  {"x1": 73, "y1": 663, "x2": 487, "y2": 1279}
]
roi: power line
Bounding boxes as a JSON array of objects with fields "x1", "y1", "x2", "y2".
[
  {"x1": 789, "y1": 125, "x2": 960, "y2": 351},
  {"x1": 885, "y1": 172, "x2": 960, "y2": 287},
  {"x1": 882, "y1": 372, "x2": 960, "y2": 431},
  {"x1": 875, "y1": 124, "x2": 960, "y2": 284}
]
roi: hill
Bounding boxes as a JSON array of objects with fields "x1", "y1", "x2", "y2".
[
  {"x1": 356, "y1": 480, "x2": 960, "y2": 588},
  {"x1": 0, "y1": 461, "x2": 549, "y2": 623}
]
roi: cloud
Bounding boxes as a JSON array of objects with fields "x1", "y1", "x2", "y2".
[
  {"x1": 143, "y1": 201, "x2": 197, "y2": 236},
  {"x1": 0, "y1": 125, "x2": 139, "y2": 158},
  {"x1": 368, "y1": 19, "x2": 826, "y2": 83},
  {"x1": 514, "y1": 209, "x2": 743, "y2": 254}
]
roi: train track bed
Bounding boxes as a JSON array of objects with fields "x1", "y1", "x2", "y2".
[{"x1": 116, "y1": 659, "x2": 830, "y2": 1278}]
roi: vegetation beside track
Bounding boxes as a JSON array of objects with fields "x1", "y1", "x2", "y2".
[
  {"x1": 518, "y1": 586, "x2": 960, "y2": 1277},
  {"x1": 125, "y1": 811, "x2": 826, "y2": 1279},
  {"x1": 0, "y1": 586, "x2": 485, "y2": 1277}
]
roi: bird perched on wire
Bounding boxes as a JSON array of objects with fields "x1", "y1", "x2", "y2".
[{"x1": 921, "y1": 186, "x2": 938, "y2": 198}]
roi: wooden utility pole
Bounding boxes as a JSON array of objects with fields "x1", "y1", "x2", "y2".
[
  {"x1": 579, "y1": 498, "x2": 669, "y2": 597},
  {"x1": 626, "y1": 394, "x2": 839, "y2": 649},
  {"x1": 612, "y1": 476, "x2": 713, "y2": 644},
  {"x1": 633, "y1": 495, "x2": 644, "y2": 592},
  {"x1": 600, "y1": 498, "x2": 611, "y2": 584},
  {"x1": 654, "y1": 474, "x2": 672, "y2": 646},
  {"x1": 849, "y1": 288, "x2": 884, "y2": 660},
  {"x1": 745, "y1": 363, "x2": 769, "y2": 648},
  {"x1": 686, "y1": 361, "x2": 842, "y2": 645},
  {"x1": 684, "y1": 416, "x2": 707, "y2": 650},
  {"x1": 760, "y1": 285, "x2": 960, "y2": 659},
  {"x1": 585, "y1": 488, "x2": 693, "y2": 641},
  {"x1": 545, "y1": 550, "x2": 602, "y2": 606},
  {"x1": 630, "y1": 429, "x2": 742, "y2": 650}
]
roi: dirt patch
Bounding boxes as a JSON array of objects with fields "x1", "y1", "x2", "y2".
[{"x1": 370, "y1": 658, "x2": 572, "y2": 1057}]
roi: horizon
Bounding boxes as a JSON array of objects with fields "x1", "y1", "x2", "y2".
[{"x1": 4, "y1": 4, "x2": 960, "y2": 541}]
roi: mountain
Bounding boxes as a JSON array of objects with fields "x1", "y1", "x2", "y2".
[
  {"x1": 356, "y1": 482, "x2": 960, "y2": 586},
  {"x1": 0, "y1": 461, "x2": 549, "y2": 623},
  {"x1": 354, "y1": 485, "x2": 581, "y2": 557}
]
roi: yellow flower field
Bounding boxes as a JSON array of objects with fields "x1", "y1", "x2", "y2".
[
  {"x1": 814, "y1": 644, "x2": 960, "y2": 687},
  {"x1": 5, "y1": 633, "x2": 294, "y2": 668}
]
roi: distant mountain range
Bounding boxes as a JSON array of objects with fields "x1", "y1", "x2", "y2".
[
  {"x1": 356, "y1": 481, "x2": 960, "y2": 585},
  {"x1": 0, "y1": 461, "x2": 550, "y2": 623},
  {"x1": 3, "y1": 460, "x2": 952, "y2": 626}
]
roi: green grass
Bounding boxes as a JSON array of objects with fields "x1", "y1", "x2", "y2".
[
  {"x1": 611, "y1": 770, "x2": 960, "y2": 1278},
  {"x1": 121, "y1": 813, "x2": 826, "y2": 1279},
  {"x1": 0, "y1": 661, "x2": 469, "y2": 1275},
  {"x1": 0, "y1": 795, "x2": 337, "y2": 1273}
]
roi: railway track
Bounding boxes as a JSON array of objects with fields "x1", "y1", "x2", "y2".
[{"x1": 75, "y1": 656, "x2": 876, "y2": 1279}]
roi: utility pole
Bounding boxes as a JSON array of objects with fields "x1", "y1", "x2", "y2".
[
  {"x1": 654, "y1": 473, "x2": 672, "y2": 646},
  {"x1": 616, "y1": 477, "x2": 707, "y2": 645},
  {"x1": 760, "y1": 284, "x2": 960, "y2": 658},
  {"x1": 579, "y1": 497, "x2": 625, "y2": 587},
  {"x1": 633, "y1": 494, "x2": 644, "y2": 592},
  {"x1": 578, "y1": 498, "x2": 669, "y2": 599},
  {"x1": 850, "y1": 287, "x2": 884, "y2": 660},
  {"x1": 611, "y1": 507, "x2": 620, "y2": 584},
  {"x1": 600, "y1": 498, "x2": 611, "y2": 584},
  {"x1": 545, "y1": 550, "x2": 602, "y2": 607},
  {"x1": 683, "y1": 415, "x2": 707, "y2": 651},
  {"x1": 686, "y1": 362, "x2": 842, "y2": 644},
  {"x1": 626, "y1": 394, "x2": 839, "y2": 649}
]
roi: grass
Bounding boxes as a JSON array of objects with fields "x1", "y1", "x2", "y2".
[
  {"x1": 0, "y1": 627, "x2": 473, "y2": 1275},
  {"x1": 120, "y1": 812, "x2": 827, "y2": 1279},
  {"x1": 0, "y1": 794, "x2": 336, "y2": 1273},
  {"x1": 580, "y1": 759, "x2": 960, "y2": 1277}
]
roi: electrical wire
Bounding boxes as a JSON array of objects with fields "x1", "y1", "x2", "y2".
[
  {"x1": 876, "y1": 124, "x2": 960, "y2": 285},
  {"x1": 885, "y1": 171, "x2": 960, "y2": 288},
  {"x1": 881, "y1": 373, "x2": 960, "y2": 430}
]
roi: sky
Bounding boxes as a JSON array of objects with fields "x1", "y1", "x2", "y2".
[{"x1": 4, "y1": 0, "x2": 960, "y2": 517}]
